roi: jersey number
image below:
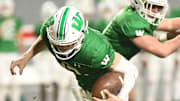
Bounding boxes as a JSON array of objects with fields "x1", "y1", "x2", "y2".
[{"x1": 101, "y1": 55, "x2": 110, "y2": 65}]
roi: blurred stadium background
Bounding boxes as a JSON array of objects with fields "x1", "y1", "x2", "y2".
[{"x1": 0, "y1": 0, "x2": 180, "y2": 101}]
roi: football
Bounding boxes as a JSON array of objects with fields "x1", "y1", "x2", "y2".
[{"x1": 91, "y1": 71, "x2": 124, "y2": 99}]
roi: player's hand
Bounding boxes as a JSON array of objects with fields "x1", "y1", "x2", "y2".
[
  {"x1": 10, "y1": 56, "x2": 28, "y2": 75},
  {"x1": 93, "y1": 89, "x2": 123, "y2": 101}
]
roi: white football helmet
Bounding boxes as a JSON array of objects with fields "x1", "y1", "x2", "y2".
[
  {"x1": 0, "y1": 0, "x2": 14, "y2": 17},
  {"x1": 130, "y1": 0, "x2": 168, "y2": 25},
  {"x1": 47, "y1": 6, "x2": 88, "y2": 60},
  {"x1": 40, "y1": 1, "x2": 58, "y2": 21}
]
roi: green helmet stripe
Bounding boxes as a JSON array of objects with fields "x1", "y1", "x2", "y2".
[{"x1": 59, "y1": 7, "x2": 70, "y2": 40}]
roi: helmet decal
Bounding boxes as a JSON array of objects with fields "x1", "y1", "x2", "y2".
[
  {"x1": 47, "y1": 6, "x2": 86, "y2": 60},
  {"x1": 59, "y1": 7, "x2": 70, "y2": 40},
  {"x1": 72, "y1": 13, "x2": 83, "y2": 32}
]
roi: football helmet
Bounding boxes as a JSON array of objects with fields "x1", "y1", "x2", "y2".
[
  {"x1": 0, "y1": 0, "x2": 14, "y2": 17},
  {"x1": 47, "y1": 6, "x2": 88, "y2": 60},
  {"x1": 130, "y1": 0, "x2": 168, "y2": 25},
  {"x1": 40, "y1": 1, "x2": 58, "y2": 21}
]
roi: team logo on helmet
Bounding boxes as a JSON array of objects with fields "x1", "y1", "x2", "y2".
[{"x1": 47, "y1": 6, "x2": 87, "y2": 60}]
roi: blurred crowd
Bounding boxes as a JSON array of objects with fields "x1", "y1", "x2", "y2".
[{"x1": 0, "y1": 0, "x2": 180, "y2": 101}]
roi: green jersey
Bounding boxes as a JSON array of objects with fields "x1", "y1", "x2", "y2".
[
  {"x1": 34, "y1": 22, "x2": 43, "y2": 37},
  {"x1": 103, "y1": 7, "x2": 157, "y2": 60},
  {"x1": 89, "y1": 19, "x2": 108, "y2": 33},
  {"x1": 0, "y1": 16, "x2": 22, "y2": 52},
  {"x1": 41, "y1": 17, "x2": 115, "y2": 91},
  {"x1": 169, "y1": 7, "x2": 180, "y2": 18}
]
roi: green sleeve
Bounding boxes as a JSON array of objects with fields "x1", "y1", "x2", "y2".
[
  {"x1": 34, "y1": 22, "x2": 43, "y2": 36},
  {"x1": 87, "y1": 29, "x2": 115, "y2": 69},
  {"x1": 14, "y1": 16, "x2": 23, "y2": 34},
  {"x1": 113, "y1": 7, "x2": 157, "y2": 38},
  {"x1": 40, "y1": 16, "x2": 54, "y2": 40},
  {"x1": 117, "y1": 16, "x2": 150, "y2": 38},
  {"x1": 88, "y1": 19, "x2": 108, "y2": 33},
  {"x1": 92, "y1": 37, "x2": 115, "y2": 69},
  {"x1": 169, "y1": 8, "x2": 180, "y2": 18}
]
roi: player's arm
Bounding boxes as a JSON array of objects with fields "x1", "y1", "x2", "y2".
[
  {"x1": 17, "y1": 28, "x2": 26, "y2": 53},
  {"x1": 156, "y1": 18, "x2": 180, "y2": 32},
  {"x1": 130, "y1": 35, "x2": 180, "y2": 58},
  {"x1": 24, "y1": 36, "x2": 46, "y2": 58},
  {"x1": 108, "y1": 52, "x2": 138, "y2": 101},
  {"x1": 10, "y1": 36, "x2": 46, "y2": 75},
  {"x1": 154, "y1": 31, "x2": 180, "y2": 41}
]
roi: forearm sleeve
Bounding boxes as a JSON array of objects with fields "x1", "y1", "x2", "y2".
[{"x1": 113, "y1": 56, "x2": 138, "y2": 100}]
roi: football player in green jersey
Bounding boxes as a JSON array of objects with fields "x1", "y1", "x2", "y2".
[
  {"x1": 10, "y1": 6, "x2": 138, "y2": 101},
  {"x1": 103, "y1": 0, "x2": 180, "y2": 60},
  {"x1": 0, "y1": 0, "x2": 22, "y2": 101}
]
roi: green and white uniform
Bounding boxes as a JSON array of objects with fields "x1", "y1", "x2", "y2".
[
  {"x1": 0, "y1": 16, "x2": 22, "y2": 85},
  {"x1": 103, "y1": 7, "x2": 157, "y2": 60},
  {"x1": 41, "y1": 17, "x2": 115, "y2": 92},
  {"x1": 0, "y1": 16, "x2": 22, "y2": 52}
]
